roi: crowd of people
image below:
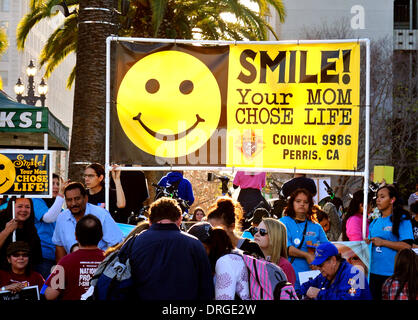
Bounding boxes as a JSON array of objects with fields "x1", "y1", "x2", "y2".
[{"x1": 0, "y1": 167, "x2": 417, "y2": 302}]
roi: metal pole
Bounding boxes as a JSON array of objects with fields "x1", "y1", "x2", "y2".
[
  {"x1": 12, "y1": 199, "x2": 16, "y2": 242},
  {"x1": 105, "y1": 36, "x2": 111, "y2": 212},
  {"x1": 362, "y1": 39, "x2": 371, "y2": 240}
]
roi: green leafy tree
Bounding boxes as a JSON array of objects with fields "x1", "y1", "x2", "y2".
[
  {"x1": 16, "y1": 0, "x2": 286, "y2": 183},
  {"x1": 0, "y1": 27, "x2": 8, "y2": 89}
]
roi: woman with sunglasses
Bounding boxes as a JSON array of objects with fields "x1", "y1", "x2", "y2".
[
  {"x1": 365, "y1": 185, "x2": 413, "y2": 300},
  {"x1": 279, "y1": 188, "x2": 329, "y2": 293},
  {"x1": 254, "y1": 218, "x2": 296, "y2": 286},
  {"x1": 0, "y1": 241, "x2": 44, "y2": 294}
]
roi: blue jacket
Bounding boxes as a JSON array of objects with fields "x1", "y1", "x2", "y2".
[
  {"x1": 129, "y1": 223, "x2": 214, "y2": 300},
  {"x1": 158, "y1": 171, "x2": 194, "y2": 206},
  {"x1": 299, "y1": 260, "x2": 372, "y2": 300}
]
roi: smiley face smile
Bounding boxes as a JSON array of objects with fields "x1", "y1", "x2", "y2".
[
  {"x1": 0, "y1": 177, "x2": 9, "y2": 187},
  {"x1": 133, "y1": 112, "x2": 205, "y2": 141}
]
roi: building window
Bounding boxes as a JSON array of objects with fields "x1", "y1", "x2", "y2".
[
  {"x1": 0, "y1": 70, "x2": 8, "y2": 87},
  {"x1": 394, "y1": 0, "x2": 416, "y2": 29},
  {"x1": 0, "y1": 0, "x2": 10, "y2": 12}
]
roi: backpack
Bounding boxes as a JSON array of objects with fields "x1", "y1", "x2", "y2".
[
  {"x1": 83, "y1": 235, "x2": 136, "y2": 300},
  {"x1": 236, "y1": 252, "x2": 298, "y2": 300}
]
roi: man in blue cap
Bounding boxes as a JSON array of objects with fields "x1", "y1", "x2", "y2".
[{"x1": 299, "y1": 242, "x2": 372, "y2": 300}]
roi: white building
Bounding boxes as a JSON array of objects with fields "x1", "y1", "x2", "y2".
[{"x1": 0, "y1": 0, "x2": 75, "y2": 176}]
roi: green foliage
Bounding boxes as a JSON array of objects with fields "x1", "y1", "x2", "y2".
[{"x1": 17, "y1": 0, "x2": 285, "y2": 87}]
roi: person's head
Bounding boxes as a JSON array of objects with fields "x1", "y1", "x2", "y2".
[
  {"x1": 248, "y1": 207, "x2": 270, "y2": 227},
  {"x1": 187, "y1": 221, "x2": 213, "y2": 252},
  {"x1": 84, "y1": 163, "x2": 105, "y2": 190},
  {"x1": 148, "y1": 197, "x2": 182, "y2": 225},
  {"x1": 12, "y1": 198, "x2": 33, "y2": 223},
  {"x1": 206, "y1": 227, "x2": 234, "y2": 273},
  {"x1": 310, "y1": 242, "x2": 343, "y2": 281},
  {"x1": 64, "y1": 182, "x2": 88, "y2": 217},
  {"x1": 283, "y1": 188, "x2": 314, "y2": 221},
  {"x1": 75, "y1": 214, "x2": 103, "y2": 247},
  {"x1": 52, "y1": 173, "x2": 60, "y2": 198},
  {"x1": 376, "y1": 185, "x2": 398, "y2": 213},
  {"x1": 313, "y1": 205, "x2": 330, "y2": 233},
  {"x1": 391, "y1": 248, "x2": 418, "y2": 300},
  {"x1": 192, "y1": 207, "x2": 205, "y2": 222},
  {"x1": 347, "y1": 190, "x2": 373, "y2": 216},
  {"x1": 6, "y1": 241, "x2": 31, "y2": 275},
  {"x1": 207, "y1": 196, "x2": 243, "y2": 232},
  {"x1": 254, "y1": 218, "x2": 288, "y2": 263},
  {"x1": 377, "y1": 184, "x2": 411, "y2": 237}
]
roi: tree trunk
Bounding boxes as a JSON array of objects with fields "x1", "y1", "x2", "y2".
[{"x1": 68, "y1": 0, "x2": 118, "y2": 181}]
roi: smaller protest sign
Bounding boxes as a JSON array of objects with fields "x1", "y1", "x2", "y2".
[{"x1": 0, "y1": 149, "x2": 52, "y2": 197}]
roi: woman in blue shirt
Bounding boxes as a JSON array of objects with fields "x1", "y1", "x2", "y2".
[
  {"x1": 366, "y1": 185, "x2": 413, "y2": 300},
  {"x1": 280, "y1": 188, "x2": 329, "y2": 292}
]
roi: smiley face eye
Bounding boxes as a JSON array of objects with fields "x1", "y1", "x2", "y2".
[
  {"x1": 145, "y1": 79, "x2": 160, "y2": 94},
  {"x1": 0, "y1": 164, "x2": 4, "y2": 170},
  {"x1": 179, "y1": 80, "x2": 193, "y2": 95}
]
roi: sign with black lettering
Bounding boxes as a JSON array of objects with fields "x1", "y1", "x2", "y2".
[
  {"x1": 0, "y1": 150, "x2": 52, "y2": 197},
  {"x1": 111, "y1": 42, "x2": 360, "y2": 170}
]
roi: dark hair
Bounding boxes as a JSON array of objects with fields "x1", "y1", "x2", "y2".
[
  {"x1": 388, "y1": 248, "x2": 418, "y2": 300},
  {"x1": 149, "y1": 197, "x2": 182, "y2": 224},
  {"x1": 283, "y1": 188, "x2": 314, "y2": 221},
  {"x1": 75, "y1": 214, "x2": 103, "y2": 246},
  {"x1": 64, "y1": 181, "x2": 87, "y2": 197},
  {"x1": 192, "y1": 207, "x2": 205, "y2": 221},
  {"x1": 313, "y1": 205, "x2": 329, "y2": 223},
  {"x1": 342, "y1": 190, "x2": 373, "y2": 241},
  {"x1": 377, "y1": 185, "x2": 411, "y2": 237},
  {"x1": 207, "y1": 197, "x2": 243, "y2": 230},
  {"x1": 85, "y1": 163, "x2": 105, "y2": 186},
  {"x1": 206, "y1": 228, "x2": 234, "y2": 273},
  {"x1": 6, "y1": 241, "x2": 33, "y2": 276}
]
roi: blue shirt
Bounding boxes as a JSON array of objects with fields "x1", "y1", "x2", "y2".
[
  {"x1": 280, "y1": 216, "x2": 329, "y2": 290},
  {"x1": 32, "y1": 198, "x2": 57, "y2": 261},
  {"x1": 299, "y1": 260, "x2": 372, "y2": 300},
  {"x1": 368, "y1": 214, "x2": 413, "y2": 276},
  {"x1": 52, "y1": 203, "x2": 123, "y2": 254}
]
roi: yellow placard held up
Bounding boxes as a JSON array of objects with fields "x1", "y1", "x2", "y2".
[
  {"x1": 226, "y1": 43, "x2": 360, "y2": 170},
  {"x1": 374, "y1": 165, "x2": 394, "y2": 184}
]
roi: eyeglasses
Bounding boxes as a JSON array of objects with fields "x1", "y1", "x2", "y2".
[
  {"x1": 11, "y1": 253, "x2": 29, "y2": 258},
  {"x1": 83, "y1": 174, "x2": 97, "y2": 179},
  {"x1": 253, "y1": 227, "x2": 268, "y2": 236}
]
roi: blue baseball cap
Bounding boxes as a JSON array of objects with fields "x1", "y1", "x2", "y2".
[{"x1": 310, "y1": 242, "x2": 339, "y2": 266}]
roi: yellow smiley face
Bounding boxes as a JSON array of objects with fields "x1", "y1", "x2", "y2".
[
  {"x1": 0, "y1": 154, "x2": 16, "y2": 194},
  {"x1": 116, "y1": 50, "x2": 222, "y2": 158}
]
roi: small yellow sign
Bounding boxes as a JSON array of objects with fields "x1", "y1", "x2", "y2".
[{"x1": 374, "y1": 166, "x2": 394, "y2": 184}]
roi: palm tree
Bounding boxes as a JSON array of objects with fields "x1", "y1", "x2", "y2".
[
  {"x1": 0, "y1": 27, "x2": 8, "y2": 89},
  {"x1": 16, "y1": 0, "x2": 286, "y2": 182}
]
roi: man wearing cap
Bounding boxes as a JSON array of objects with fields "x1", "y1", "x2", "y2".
[{"x1": 299, "y1": 242, "x2": 372, "y2": 300}]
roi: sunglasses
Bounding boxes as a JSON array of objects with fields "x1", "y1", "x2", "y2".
[
  {"x1": 11, "y1": 253, "x2": 29, "y2": 258},
  {"x1": 253, "y1": 227, "x2": 268, "y2": 236}
]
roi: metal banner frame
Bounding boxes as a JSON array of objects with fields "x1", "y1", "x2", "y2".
[{"x1": 105, "y1": 37, "x2": 371, "y2": 239}]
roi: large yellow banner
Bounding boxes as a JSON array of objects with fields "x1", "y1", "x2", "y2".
[{"x1": 226, "y1": 43, "x2": 360, "y2": 170}]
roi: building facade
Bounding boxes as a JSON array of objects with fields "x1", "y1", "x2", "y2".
[{"x1": 0, "y1": 0, "x2": 75, "y2": 175}]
